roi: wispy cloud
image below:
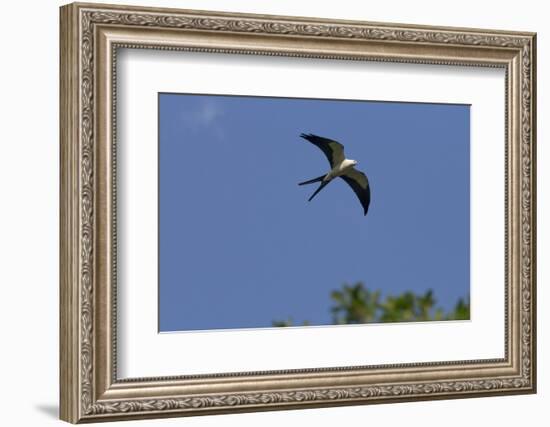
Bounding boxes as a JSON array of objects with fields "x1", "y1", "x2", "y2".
[{"x1": 181, "y1": 99, "x2": 224, "y2": 131}]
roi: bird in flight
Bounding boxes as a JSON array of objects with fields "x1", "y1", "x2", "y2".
[{"x1": 298, "y1": 133, "x2": 371, "y2": 216}]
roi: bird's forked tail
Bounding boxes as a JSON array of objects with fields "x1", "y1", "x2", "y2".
[
  {"x1": 307, "y1": 180, "x2": 330, "y2": 202},
  {"x1": 298, "y1": 174, "x2": 325, "y2": 186}
]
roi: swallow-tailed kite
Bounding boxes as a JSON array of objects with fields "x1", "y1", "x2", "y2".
[{"x1": 298, "y1": 133, "x2": 371, "y2": 216}]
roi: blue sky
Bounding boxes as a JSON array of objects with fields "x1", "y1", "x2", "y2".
[{"x1": 158, "y1": 93, "x2": 470, "y2": 331}]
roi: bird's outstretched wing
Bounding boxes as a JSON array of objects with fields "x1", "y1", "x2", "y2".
[
  {"x1": 300, "y1": 133, "x2": 345, "y2": 168},
  {"x1": 340, "y1": 168, "x2": 371, "y2": 216}
]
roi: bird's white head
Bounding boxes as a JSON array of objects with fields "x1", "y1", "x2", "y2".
[{"x1": 351, "y1": 159, "x2": 358, "y2": 166}]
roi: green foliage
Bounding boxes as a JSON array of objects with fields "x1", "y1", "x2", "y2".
[
  {"x1": 273, "y1": 282, "x2": 470, "y2": 327},
  {"x1": 449, "y1": 297, "x2": 470, "y2": 321},
  {"x1": 330, "y1": 284, "x2": 381, "y2": 324},
  {"x1": 271, "y1": 318, "x2": 310, "y2": 327}
]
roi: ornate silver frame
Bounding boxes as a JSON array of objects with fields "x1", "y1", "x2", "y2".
[{"x1": 60, "y1": 2, "x2": 536, "y2": 423}]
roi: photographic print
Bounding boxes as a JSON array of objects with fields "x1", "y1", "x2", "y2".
[
  {"x1": 60, "y1": 4, "x2": 536, "y2": 421},
  {"x1": 158, "y1": 93, "x2": 471, "y2": 332}
]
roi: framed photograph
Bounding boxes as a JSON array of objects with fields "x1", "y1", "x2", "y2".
[{"x1": 60, "y1": 2, "x2": 537, "y2": 423}]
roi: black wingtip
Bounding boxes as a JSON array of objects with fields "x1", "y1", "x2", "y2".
[{"x1": 300, "y1": 132, "x2": 316, "y2": 141}]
